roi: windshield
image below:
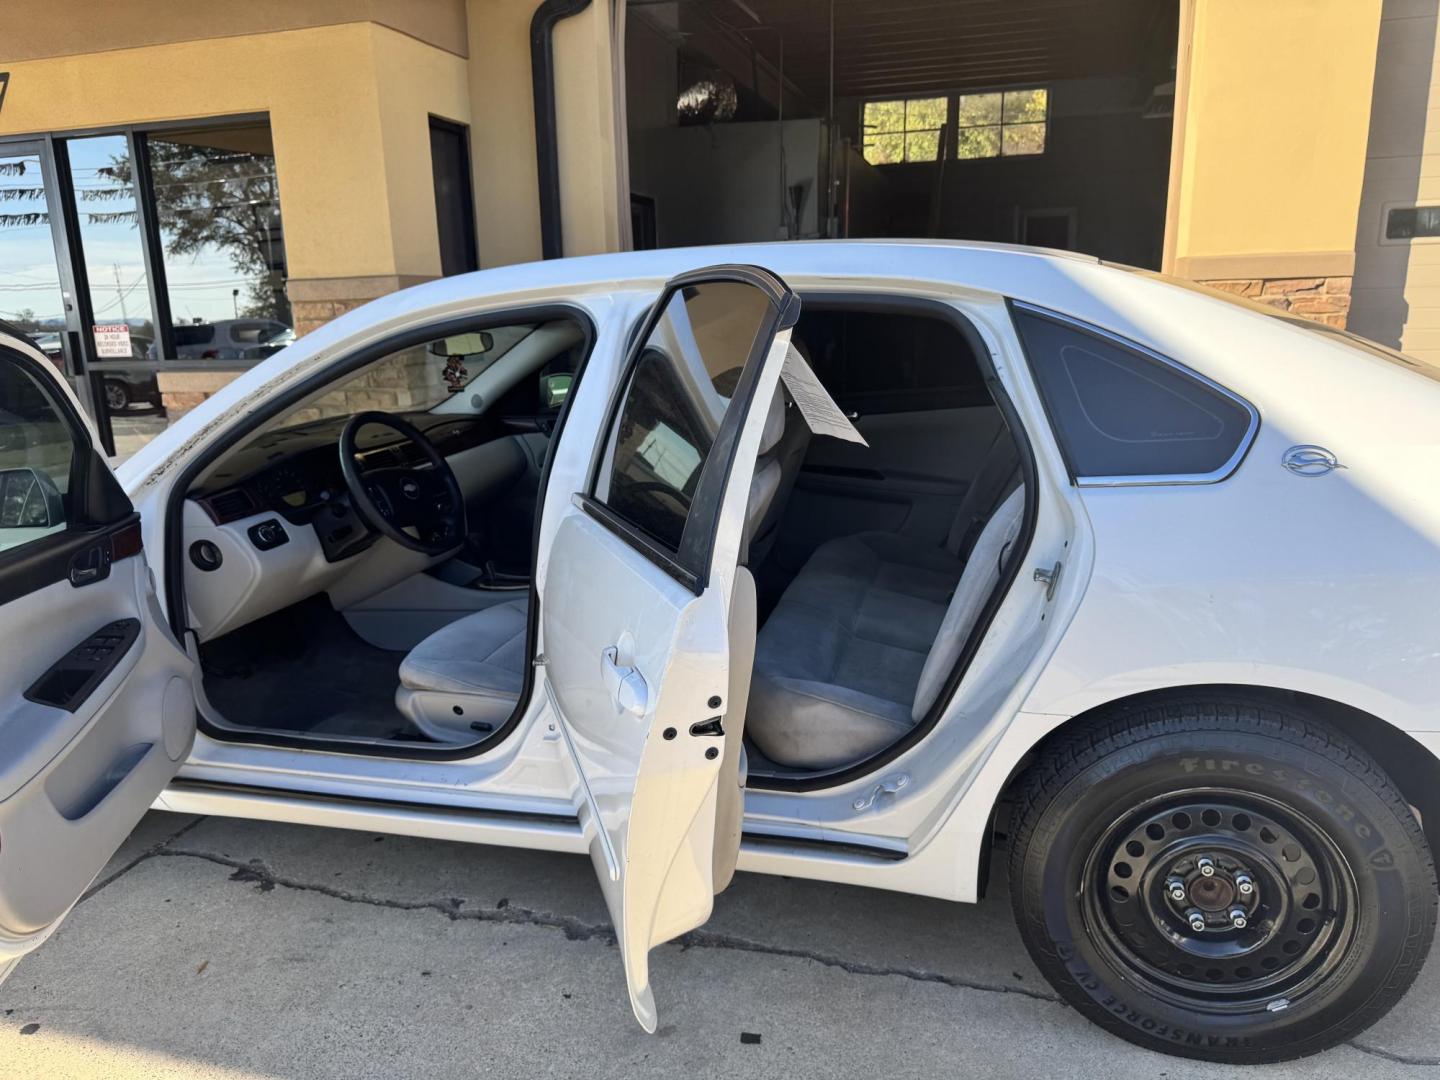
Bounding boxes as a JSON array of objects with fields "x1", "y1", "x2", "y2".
[{"x1": 1109, "y1": 264, "x2": 1440, "y2": 385}]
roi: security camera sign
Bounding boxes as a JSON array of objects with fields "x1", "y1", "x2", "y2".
[{"x1": 93, "y1": 324, "x2": 132, "y2": 358}]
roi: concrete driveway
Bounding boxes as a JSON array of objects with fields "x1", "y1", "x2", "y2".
[{"x1": 3, "y1": 812, "x2": 1438, "y2": 1079}]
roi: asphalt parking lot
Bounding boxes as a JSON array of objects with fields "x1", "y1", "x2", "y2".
[{"x1": 3, "y1": 812, "x2": 1439, "y2": 1079}]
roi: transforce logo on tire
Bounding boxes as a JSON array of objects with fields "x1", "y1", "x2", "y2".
[{"x1": 1054, "y1": 939, "x2": 1255, "y2": 1048}]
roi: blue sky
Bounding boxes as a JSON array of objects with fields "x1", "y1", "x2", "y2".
[{"x1": 1, "y1": 136, "x2": 268, "y2": 330}]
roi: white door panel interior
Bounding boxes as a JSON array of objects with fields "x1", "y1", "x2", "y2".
[{"x1": 0, "y1": 557, "x2": 194, "y2": 947}]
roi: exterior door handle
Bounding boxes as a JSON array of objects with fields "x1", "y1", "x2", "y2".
[{"x1": 601, "y1": 646, "x2": 648, "y2": 717}]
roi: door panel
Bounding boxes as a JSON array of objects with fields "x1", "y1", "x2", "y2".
[
  {"x1": 773, "y1": 404, "x2": 1001, "y2": 572},
  {"x1": 541, "y1": 266, "x2": 796, "y2": 1031},
  {"x1": 0, "y1": 555, "x2": 194, "y2": 937},
  {"x1": 0, "y1": 334, "x2": 195, "y2": 974}
]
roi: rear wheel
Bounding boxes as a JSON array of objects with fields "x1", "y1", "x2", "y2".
[
  {"x1": 1009, "y1": 697, "x2": 1436, "y2": 1063},
  {"x1": 103, "y1": 378, "x2": 129, "y2": 411}
]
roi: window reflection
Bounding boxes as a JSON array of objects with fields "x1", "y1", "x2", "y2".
[{"x1": 147, "y1": 123, "x2": 292, "y2": 359}]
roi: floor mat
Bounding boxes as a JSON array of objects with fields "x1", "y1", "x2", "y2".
[{"x1": 200, "y1": 595, "x2": 429, "y2": 741}]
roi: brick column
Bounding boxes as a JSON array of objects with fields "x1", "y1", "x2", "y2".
[{"x1": 1197, "y1": 276, "x2": 1353, "y2": 328}]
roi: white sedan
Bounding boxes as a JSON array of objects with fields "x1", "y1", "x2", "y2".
[{"x1": 1, "y1": 242, "x2": 1437, "y2": 1064}]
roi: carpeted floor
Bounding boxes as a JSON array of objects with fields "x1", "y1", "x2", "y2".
[{"x1": 199, "y1": 594, "x2": 431, "y2": 741}]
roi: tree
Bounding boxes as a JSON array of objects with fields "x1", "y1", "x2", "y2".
[{"x1": 87, "y1": 141, "x2": 291, "y2": 322}]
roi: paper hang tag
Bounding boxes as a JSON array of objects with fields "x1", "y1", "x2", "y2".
[{"x1": 779, "y1": 344, "x2": 868, "y2": 446}]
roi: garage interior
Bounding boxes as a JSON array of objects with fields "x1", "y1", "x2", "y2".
[{"x1": 623, "y1": 0, "x2": 1179, "y2": 267}]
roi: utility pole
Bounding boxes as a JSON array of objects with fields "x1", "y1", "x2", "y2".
[
  {"x1": 232, "y1": 288, "x2": 239, "y2": 318},
  {"x1": 113, "y1": 263, "x2": 128, "y2": 322}
]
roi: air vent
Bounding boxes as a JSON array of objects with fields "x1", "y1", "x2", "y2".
[{"x1": 203, "y1": 488, "x2": 259, "y2": 524}]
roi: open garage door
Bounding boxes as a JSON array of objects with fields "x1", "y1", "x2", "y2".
[{"x1": 623, "y1": 0, "x2": 1179, "y2": 268}]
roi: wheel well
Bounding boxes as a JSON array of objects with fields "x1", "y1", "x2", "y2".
[{"x1": 993, "y1": 685, "x2": 1440, "y2": 864}]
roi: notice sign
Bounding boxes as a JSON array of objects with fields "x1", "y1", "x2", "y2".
[{"x1": 93, "y1": 324, "x2": 132, "y2": 358}]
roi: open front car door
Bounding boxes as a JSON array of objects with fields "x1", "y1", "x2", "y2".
[
  {"x1": 0, "y1": 330, "x2": 196, "y2": 981},
  {"x1": 541, "y1": 267, "x2": 798, "y2": 1031}
]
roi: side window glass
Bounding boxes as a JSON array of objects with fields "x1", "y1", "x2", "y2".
[
  {"x1": 596, "y1": 281, "x2": 775, "y2": 551},
  {"x1": 801, "y1": 310, "x2": 988, "y2": 415},
  {"x1": 0, "y1": 354, "x2": 77, "y2": 552},
  {"x1": 1013, "y1": 308, "x2": 1255, "y2": 480}
]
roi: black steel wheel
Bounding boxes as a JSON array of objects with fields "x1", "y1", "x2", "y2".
[{"x1": 1009, "y1": 697, "x2": 1435, "y2": 1063}]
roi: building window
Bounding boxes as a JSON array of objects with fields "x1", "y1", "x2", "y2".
[
  {"x1": 862, "y1": 97, "x2": 948, "y2": 165},
  {"x1": 957, "y1": 87, "x2": 1048, "y2": 159},
  {"x1": 1385, "y1": 205, "x2": 1440, "y2": 241},
  {"x1": 428, "y1": 117, "x2": 479, "y2": 276}
]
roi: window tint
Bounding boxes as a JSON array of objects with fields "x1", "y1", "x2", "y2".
[
  {"x1": 0, "y1": 355, "x2": 77, "y2": 552},
  {"x1": 798, "y1": 309, "x2": 988, "y2": 414},
  {"x1": 597, "y1": 282, "x2": 774, "y2": 551},
  {"x1": 1014, "y1": 308, "x2": 1254, "y2": 479}
]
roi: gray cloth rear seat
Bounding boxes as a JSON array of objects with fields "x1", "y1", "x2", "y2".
[{"x1": 747, "y1": 434, "x2": 1025, "y2": 770}]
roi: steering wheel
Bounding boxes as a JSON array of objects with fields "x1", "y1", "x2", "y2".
[{"x1": 338, "y1": 411, "x2": 466, "y2": 556}]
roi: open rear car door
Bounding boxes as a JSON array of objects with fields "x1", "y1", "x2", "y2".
[
  {"x1": 541, "y1": 266, "x2": 798, "y2": 1030},
  {"x1": 0, "y1": 330, "x2": 196, "y2": 981}
]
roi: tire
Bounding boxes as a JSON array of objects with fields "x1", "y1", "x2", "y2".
[
  {"x1": 103, "y1": 379, "x2": 129, "y2": 411},
  {"x1": 1008, "y1": 696, "x2": 1436, "y2": 1064}
]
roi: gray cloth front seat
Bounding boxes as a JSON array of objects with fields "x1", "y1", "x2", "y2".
[
  {"x1": 395, "y1": 597, "x2": 529, "y2": 741},
  {"x1": 744, "y1": 383, "x2": 810, "y2": 566},
  {"x1": 745, "y1": 475, "x2": 1026, "y2": 771}
]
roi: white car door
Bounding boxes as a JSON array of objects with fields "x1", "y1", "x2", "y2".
[
  {"x1": 0, "y1": 329, "x2": 195, "y2": 981},
  {"x1": 542, "y1": 267, "x2": 797, "y2": 1031}
]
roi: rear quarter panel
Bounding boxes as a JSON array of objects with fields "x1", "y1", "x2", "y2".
[{"x1": 1019, "y1": 273, "x2": 1440, "y2": 734}]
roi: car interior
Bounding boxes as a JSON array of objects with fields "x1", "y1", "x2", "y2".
[{"x1": 178, "y1": 299, "x2": 1026, "y2": 779}]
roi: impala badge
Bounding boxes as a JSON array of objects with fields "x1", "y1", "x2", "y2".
[{"x1": 1282, "y1": 445, "x2": 1344, "y2": 477}]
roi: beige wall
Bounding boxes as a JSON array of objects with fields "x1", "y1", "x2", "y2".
[
  {"x1": 553, "y1": 0, "x2": 626, "y2": 256},
  {"x1": 0, "y1": 23, "x2": 469, "y2": 286},
  {"x1": 0, "y1": 0, "x2": 468, "y2": 62},
  {"x1": 1349, "y1": 0, "x2": 1440, "y2": 362},
  {"x1": 1167, "y1": 0, "x2": 1384, "y2": 282},
  {"x1": 464, "y1": 0, "x2": 544, "y2": 267}
]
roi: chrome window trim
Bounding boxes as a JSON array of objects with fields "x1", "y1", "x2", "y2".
[{"x1": 1010, "y1": 300, "x2": 1261, "y2": 488}]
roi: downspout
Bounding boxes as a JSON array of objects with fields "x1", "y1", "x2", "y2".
[{"x1": 531, "y1": 0, "x2": 594, "y2": 260}]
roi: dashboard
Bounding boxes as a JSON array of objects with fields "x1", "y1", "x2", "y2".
[{"x1": 192, "y1": 411, "x2": 500, "y2": 536}]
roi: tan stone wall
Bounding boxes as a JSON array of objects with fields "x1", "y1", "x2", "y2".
[{"x1": 1197, "y1": 276, "x2": 1354, "y2": 328}]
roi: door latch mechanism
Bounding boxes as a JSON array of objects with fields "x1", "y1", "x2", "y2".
[
  {"x1": 1033, "y1": 560, "x2": 1062, "y2": 601},
  {"x1": 853, "y1": 772, "x2": 910, "y2": 811}
]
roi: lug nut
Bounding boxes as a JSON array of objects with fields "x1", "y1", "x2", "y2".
[
  {"x1": 1196, "y1": 856, "x2": 1216, "y2": 877},
  {"x1": 1186, "y1": 908, "x2": 1207, "y2": 932},
  {"x1": 1229, "y1": 907, "x2": 1248, "y2": 929},
  {"x1": 1235, "y1": 873, "x2": 1254, "y2": 896},
  {"x1": 1166, "y1": 877, "x2": 1187, "y2": 902}
]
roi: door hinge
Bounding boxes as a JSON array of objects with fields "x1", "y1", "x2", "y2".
[
  {"x1": 1033, "y1": 560, "x2": 1062, "y2": 601},
  {"x1": 532, "y1": 652, "x2": 548, "y2": 667}
]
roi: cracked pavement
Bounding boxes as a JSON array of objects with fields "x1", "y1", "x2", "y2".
[{"x1": 3, "y1": 813, "x2": 1439, "y2": 1078}]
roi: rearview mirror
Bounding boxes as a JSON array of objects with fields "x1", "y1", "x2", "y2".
[
  {"x1": 540, "y1": 372, "x2": 573, "y2": 410},
  {"x1": 0, "y1": 466, "x2": 64, "y2": 530},
  {"x1": 428, "y1": 331, "x2": 493, "y2": 358}
]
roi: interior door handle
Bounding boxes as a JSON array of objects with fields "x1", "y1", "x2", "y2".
[{"x1": 601, "y1": 646, "x2": 648, "y2": 717}]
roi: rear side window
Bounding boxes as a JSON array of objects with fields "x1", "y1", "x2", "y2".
[
  {"x1": 596, "y1": 282, "x2": 773, "y2": 551},
  {"x1": 1013, "y1": 306, "x2": 1255, "y2": 481}
]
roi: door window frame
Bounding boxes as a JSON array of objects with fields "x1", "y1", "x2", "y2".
[{"x1": 580, "y1": 264, "x2": 800, "y2": 595}]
